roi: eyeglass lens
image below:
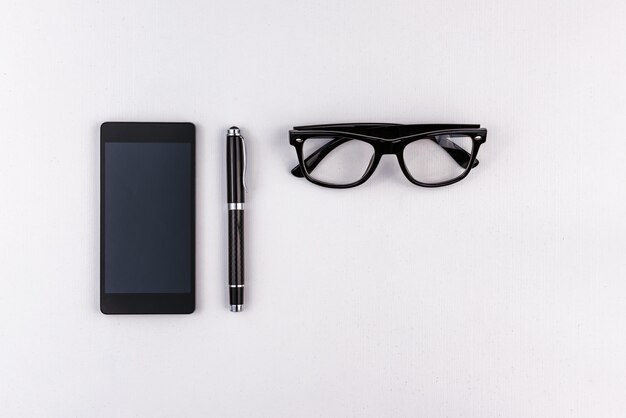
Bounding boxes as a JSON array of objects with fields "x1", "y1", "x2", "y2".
[{"x1": 301, "y1": 134, "x2": 473, "y2": 185}]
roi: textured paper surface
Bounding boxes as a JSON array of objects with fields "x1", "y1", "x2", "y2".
[{"x1": 0, "y1": 1, "x2": 625, "y2": 416}]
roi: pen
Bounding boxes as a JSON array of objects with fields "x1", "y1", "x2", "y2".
[{"x1": 226, "y1": 126, "x2": 246, "y2": 312}]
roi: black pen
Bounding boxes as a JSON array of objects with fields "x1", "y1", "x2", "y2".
[{"x1": 226, "y1": 126, "x2": 246, "y2": 312}]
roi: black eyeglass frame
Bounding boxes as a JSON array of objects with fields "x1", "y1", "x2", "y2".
[{"x1": 289, "y1": 123, "x2": 487, "y2": 189}]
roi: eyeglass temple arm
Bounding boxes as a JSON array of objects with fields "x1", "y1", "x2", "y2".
[
  {"x1": 291, "y1": 136, "x2": 477, "y2": 177},
  {"x1": 294, "y1": 123, "x2": 479, "y2": 135},
  {"x1": 433, "y1": 136, "x2": 480, "y2": 169},
  {"x1": 291, "y1": 136, "x2": 352, "y2": 177},
  {"x1": 293, "y1": 123, "x2": 399, "y2": 131}
]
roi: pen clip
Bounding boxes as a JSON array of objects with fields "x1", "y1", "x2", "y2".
[{"x1": 240, "y1": 134, "x2": 248, "y2": 193}]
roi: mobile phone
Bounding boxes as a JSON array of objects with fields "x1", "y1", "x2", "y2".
[{"x1": 100, "y1": 122, "x2": 195, "y2": 314}]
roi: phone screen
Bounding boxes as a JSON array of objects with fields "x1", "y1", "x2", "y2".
[{"x1": 103, "y1": 142, "x2": 192, "y2": 294}]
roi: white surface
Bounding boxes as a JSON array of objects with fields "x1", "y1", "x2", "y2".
[{"x1": 1, "y1": 1, "x2": 625, "y2": 417}]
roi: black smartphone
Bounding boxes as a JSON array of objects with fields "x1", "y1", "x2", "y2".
[{"x1": 100, "y1": 122, "x2": 195, "y2": 314}]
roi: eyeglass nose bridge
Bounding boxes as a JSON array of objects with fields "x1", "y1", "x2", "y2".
[{"x1": 380, "y1": 139, "x2": 400, "y2": 155}]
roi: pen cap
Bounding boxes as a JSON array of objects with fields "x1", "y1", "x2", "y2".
[{"x1": 226, "y1": 127, "x2": 246, "y2": 203}]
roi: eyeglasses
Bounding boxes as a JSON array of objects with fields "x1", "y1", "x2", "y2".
[{"x1": 290, "y1": 123, "x2": 487, "y2": 188}]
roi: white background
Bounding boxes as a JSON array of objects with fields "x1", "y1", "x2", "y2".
[{"x1": 1, "y1": 1, "x2": 625, "y2": 417}]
